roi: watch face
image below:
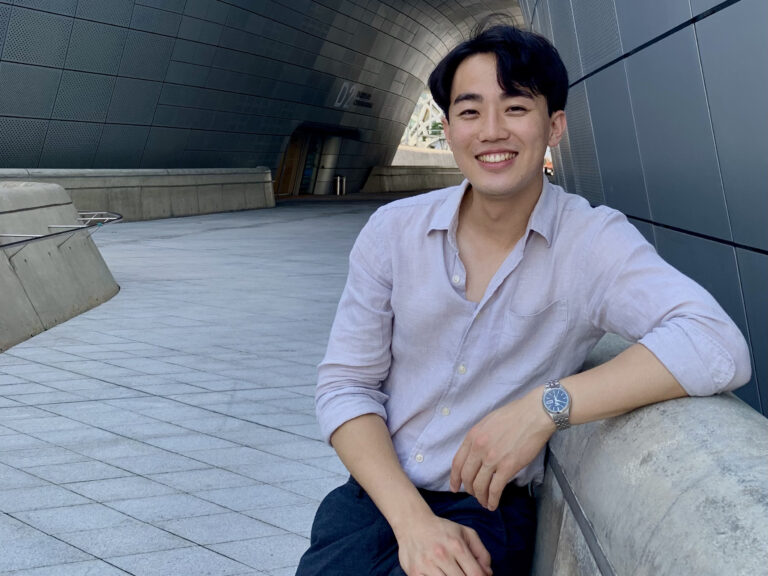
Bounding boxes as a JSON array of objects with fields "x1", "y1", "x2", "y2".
[{"x1": 543, "y1": 388, "x2": 569, "y2": 414}]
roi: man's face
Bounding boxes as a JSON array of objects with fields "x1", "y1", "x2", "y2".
[{"x1": 443, "y1": 52, "x2": 566, "y2": 202}]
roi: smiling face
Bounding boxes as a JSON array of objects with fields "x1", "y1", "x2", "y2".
[{"x1": 443, "y1": 52, "x2": 566, "y2": 203}]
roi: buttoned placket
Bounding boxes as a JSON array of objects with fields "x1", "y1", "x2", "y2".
[{"x1": 409, "y1": 228, "x2": 533, "y2": 469}]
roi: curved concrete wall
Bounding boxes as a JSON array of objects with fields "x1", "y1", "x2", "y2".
[
  {"x1": 0, "y1": 182, "x2": 119, "y2": 351},
  {"x1": 520, "y1": 0, "x2": 767, "y2": 416},
  {"x1": 360, "y1": 166, "x2": 463, "y2": 195},
  {"x1": 0, "y1": 168, "x2": 273, "y2": 221},
  {"x1": 533, "y1": 335, "x2": 768, "y2": 576},
  {"x1": 0, "y1": 0, "x2": 520, "y2": 195}
]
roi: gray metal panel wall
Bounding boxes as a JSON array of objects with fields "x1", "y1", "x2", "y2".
[
  {"x1": 626, "y1": 27, "x2": 730, "y2": 241},
  {"x1": 532, "y1": 0, "x2": 767, "y2": 416},
  {"x1": 696, "y1": 0, "x2": 768, "y2": 251},
  {"x1": 0, "y1": 0, "x2": 520, "y2": 189}
]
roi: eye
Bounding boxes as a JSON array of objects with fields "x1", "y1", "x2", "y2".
[
  {"x1": 458, "y1": 108, "x2": 478, "y2": 117},
  {"x1": 506, "y1": 105, "x2": 527, "y2": 114}
]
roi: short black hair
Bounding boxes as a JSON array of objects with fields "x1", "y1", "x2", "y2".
[{"x1": 428, "y1": 25, "x2": 569, "y2": 118}]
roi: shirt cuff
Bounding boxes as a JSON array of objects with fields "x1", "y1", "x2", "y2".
[
  {"x1": 315, "y1": 389, "x2": 389, "y2": 444},
  {"x1": 639, "y1": 320, "x2": 737, "y2": 397}
]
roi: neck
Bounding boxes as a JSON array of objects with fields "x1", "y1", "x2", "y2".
[{"x1": 460, "y1": 179, "x2": 544, "y2": 250}]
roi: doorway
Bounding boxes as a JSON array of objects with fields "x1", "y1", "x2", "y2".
[{"x1": 275, "y1": 130, "x2": 325, "y2": 197}]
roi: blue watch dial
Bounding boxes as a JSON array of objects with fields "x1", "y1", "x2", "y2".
[{"x1": 544, "y1": 388, "x2": 569, "y2": 413}]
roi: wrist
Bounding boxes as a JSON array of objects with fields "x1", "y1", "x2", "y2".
[
  {"x1": 389, "y1": 498, "x2": 435, "y2": 538},
  {"x1": 539, "y1": 379, "x2": 571, "y2": 431}
]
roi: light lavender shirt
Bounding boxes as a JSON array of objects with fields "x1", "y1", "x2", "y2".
[{"x1": 316, "y1": 180, "x2": 751, "y2": 490}]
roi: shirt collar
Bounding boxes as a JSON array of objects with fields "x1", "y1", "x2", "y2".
[{"x1": 428, "y1": 179, "x2": 557, "y2": 248}]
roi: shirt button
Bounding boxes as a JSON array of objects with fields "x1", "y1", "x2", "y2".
[
  {"x1": 415, "y1": 453, "x2": 424, "y2": 463},
  {"x1": 452, "y1": 274, "x2": 461, "y2": 284},
  {"x1": 441, "y1": 407, "x2": 450, "y2": 416},
  {"x1": 457, "y1": 364, "x2": 467, "y2": 375}
]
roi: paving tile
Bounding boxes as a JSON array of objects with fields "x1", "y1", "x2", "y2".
[
  {"x1": 159, "y1": 512, "x2": 285, "y2": 544},
  {"x1": 106, "y1": 452, "x2": 209, "y2": 475},
  {"x1": 231, "y1": 460, "x2": 336, "y2": 484},
  {"x1": 105, "y1": 421, "x2": 189, "y2": 439},
  {"x1": 143, "y1": 432, "x2": 239, "y2": 453},
  {"x1": 183, "y1": 446, "x2": 284, "y2": 469},
  {"x1": 56, "y1": 522, "x2": 192, "y2": 557},
  {"x1": 108, "y1": 493, "x2": 228, "y2": 523},
  {"x1": 108, "y1": 546, "x2": 251, "y2": 575},
  {"x1": 0, "y1": 463, "x2": 49, "y2": 489},
  {"x1": 65, "y1": 476, "x2": 179, "y2": 501},
  {"x1": 2, "y1": 416, "x2": 86, "y2": 435},
  {"x1": 8, "y1": 392, "x2": 87, "y2": 405},
  {"x1": 0, "y1": 397, "x2": 22, "y2": 408},
  {"x1": 0, "y1": 560, "x2": 132, "y2": 575},
  {"x1": 276, "y1": 475, "x2": 346, "y2": 502},
  {"x1": 0, "y1": 444, "x2": 86, "y2": 470},
  {"x1": 196, "y1": 484, "x2": 314, "y2": 511},
  {"x1": 265, "y1": 568, "x2": 298, "y2": 576},
  {"x1": 0, "y1": 514, "x2": 91, "y2": 572},
  {"x1": 148, "y1": 468, "x2": 254, "y2": 492},
  {"x1": 258, "y1": 440, "x2": 336, "y2": 462},
  {"x1": 244, "y1": 502, "x2": 318, "y2": 537},
  {"x1": 0, "y1": 383, "x2": 56, "y2": 396},
  {"x1": 24, "y1": 461, "x2": 129, "y2": 484},
  {"x1": 12, "y1": 503, "x2": 136, "y2": 534},
  {"x1": 211, "y1": 533, "x2": 310, "y2": 571},
  {"x1": 0, "y1": 434, "x2": 49, "y2": 451},
  {"x1": 0, "y1": 485, "x2": 89, "y2": 513},
  {"x1": 300, "y1": 454, "x2": 349, "y2": 475}
]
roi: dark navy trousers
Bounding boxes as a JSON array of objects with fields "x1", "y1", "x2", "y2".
[{"x1": 296, "y1": 477, "x2": 537, "y2": 576}]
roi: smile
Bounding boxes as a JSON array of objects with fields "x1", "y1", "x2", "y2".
[{"x1": 476, "y1": 152, "x2": 518, "y2": 163}]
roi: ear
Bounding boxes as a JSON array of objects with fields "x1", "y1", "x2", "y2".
[
  {"x1": 442, "y1": 116, "x2": 451, "y2": 147},
  {"x1": 547, "y1": 110, "x2": 567, "y2": 148}
]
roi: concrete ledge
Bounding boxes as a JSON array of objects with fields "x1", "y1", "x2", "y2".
[
  {"x1": 360, "y1": 166, "x2": 464, "y2": 194},
  {"x1": 391, "y1": 146, "x2": 457, "y2": 168},
  {"x1": 0, "y1": 168, "x2": 274, "y2": 221},
  {"x1": 533, "y1": 335, "x2": 768, "y2": 576},
  {"x1": 0, "y1": 182, "x2": 119, "y2": 351}
]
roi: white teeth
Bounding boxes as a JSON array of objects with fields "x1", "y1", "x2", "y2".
[{"x1": 478, "y1": 152, "x2": 517, "y2": 163}]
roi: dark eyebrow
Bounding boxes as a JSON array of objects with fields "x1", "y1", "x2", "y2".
[
  {"x1": 502, "y1": 90, "x2": 534, "y2": 100},
  {"x1": 452, "y1": 92, "x2": 482, "y2": 105}
]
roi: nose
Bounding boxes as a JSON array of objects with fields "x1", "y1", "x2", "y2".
[{"x1": 478, "y1": 109, "x2": 509, "y2": 141}]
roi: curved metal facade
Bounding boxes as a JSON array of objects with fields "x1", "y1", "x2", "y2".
[
  {"x1": 0, "y1": 0, "x2": 520, "y2": 194},
  {"x1": 521, "y1": 0, "x2": 767, "y2": 415}
]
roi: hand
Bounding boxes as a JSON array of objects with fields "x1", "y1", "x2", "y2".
[
  {"x1": 395, "y1": 513, "x2": 493, "y2": 576},
  {"x1": 450, "y1": 389, "x2": 556, "y2": 510}
]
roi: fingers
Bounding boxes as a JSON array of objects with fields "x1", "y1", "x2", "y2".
[
  {"x1": 471, "y1": 463, "x2": 494, "y2": 507},
  {"x1": 485, "y1": 471, "x2": 509, "y2": 512},
  {"x1": 450, "y1": 440, "x2": 470, "y2": 492},
  {"x1": 461, "y1": 527, "x2": 493, "y2": 576}
]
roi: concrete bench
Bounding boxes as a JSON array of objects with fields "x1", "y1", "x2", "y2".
[
  {"x1": 532, "y1": 335, "x2": 768, "y2": 576},
  {"x1": 0, "y1": 182, "x2": 119, "y2": 351}
]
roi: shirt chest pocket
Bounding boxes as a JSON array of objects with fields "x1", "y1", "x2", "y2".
[{"x1": 496, "y1": 298, "x2": 569, "y2": 378}]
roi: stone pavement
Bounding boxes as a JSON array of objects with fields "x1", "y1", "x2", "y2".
[{"x1": 0, "y1": 200, "x2": 386, "y2": 575}]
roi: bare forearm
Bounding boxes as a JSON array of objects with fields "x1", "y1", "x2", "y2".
[
  {"x1": 562, "y1": 343, "x2": 687, "y2": 424},
  {"x1": 330, "y1": 414, "x2": 433, "y2": 535}
]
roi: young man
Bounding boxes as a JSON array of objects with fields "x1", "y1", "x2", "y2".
[{"x1": 297, "y1": 25, "x2": 751, "y2": 576}]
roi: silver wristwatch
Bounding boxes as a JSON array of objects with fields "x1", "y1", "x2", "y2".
[{"x1": 542, "y1": 379, "x2": 571, "y2": 430}]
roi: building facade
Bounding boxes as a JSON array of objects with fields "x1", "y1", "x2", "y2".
[
  {"x1": 0, "y1": 0, "x2": 519, "y2": 196},
  {"x1": 521, "y1": 0, "x2": 766, "y2": 415}
]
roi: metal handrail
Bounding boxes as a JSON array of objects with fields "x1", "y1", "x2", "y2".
[{"x1": 0, "y1": 211, "x2": 122, "y2": 248}]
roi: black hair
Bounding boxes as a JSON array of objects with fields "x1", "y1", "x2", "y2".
[{"x1": 428, "y1": 24, "x2": 569, "y2": 118}]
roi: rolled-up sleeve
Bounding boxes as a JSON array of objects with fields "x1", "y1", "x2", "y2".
[
  {"x1": 584, "y1": 210, "x2": 751, "y2": 396},
  {"x1": 315, "y1": 211, "x2": 394, "y2": 442}
]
